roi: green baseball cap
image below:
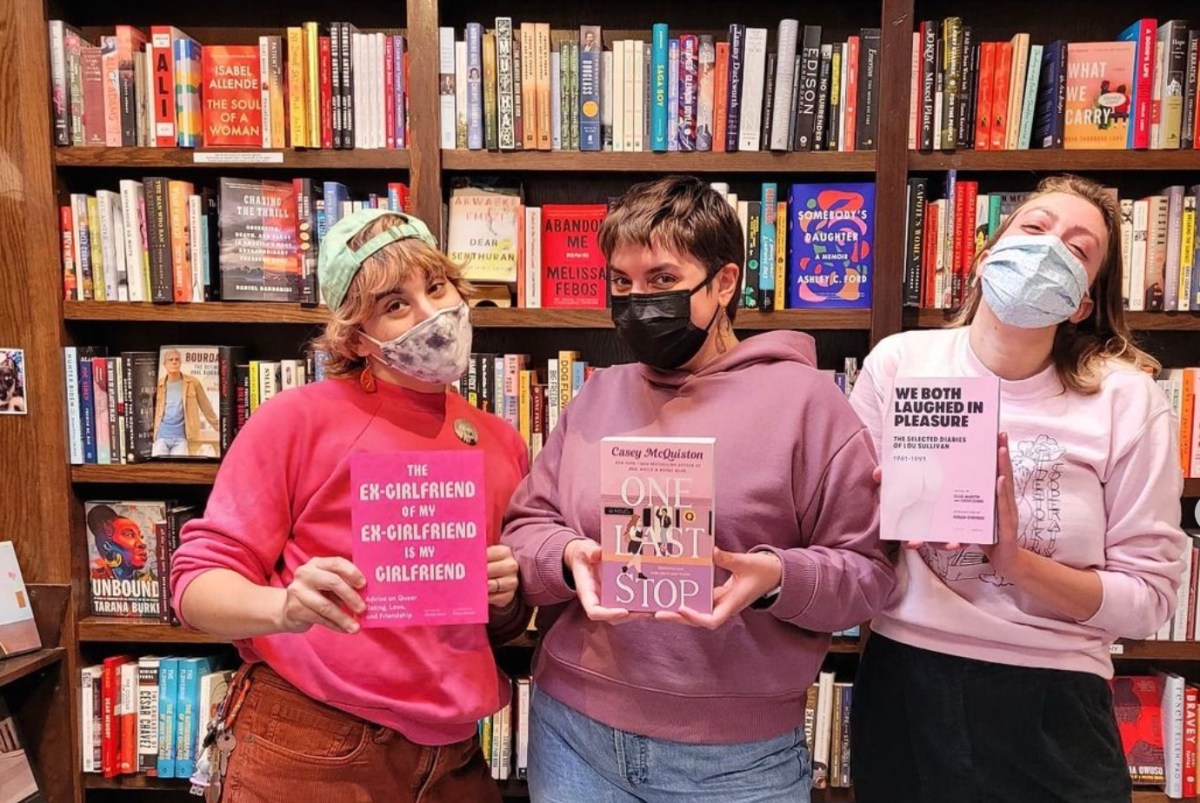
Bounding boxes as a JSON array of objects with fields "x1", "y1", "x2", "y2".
[{"x1": 317, "y1": 208, "x2": 440, "y2": 311}]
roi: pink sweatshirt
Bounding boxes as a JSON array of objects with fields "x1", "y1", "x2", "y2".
[
  {"x1": 850, "y1": 327, "x2": 1187, "y2": 677},
  {"x1": 170, "y1": 376, "x2": 530, "y2": 745},
  {"x1": 502, "y1": 331, "x2": 894, "y2": 744}
]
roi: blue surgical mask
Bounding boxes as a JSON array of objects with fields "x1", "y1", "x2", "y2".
[{"x1": 980, "y1": 234, "x2": 1089, "y2": 329}]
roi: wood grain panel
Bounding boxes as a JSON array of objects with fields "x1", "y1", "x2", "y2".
[
  {"x1": 56, "y1": 147, "x2": 411, "y2": 170},
  {"x1": 910, "y1": 150, "x2": 1200, "y2": 172},
  {"x1": 443, "y1": 151, "x2": 877, "y2": 173}
]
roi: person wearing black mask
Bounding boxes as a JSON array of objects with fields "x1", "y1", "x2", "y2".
[{"x1": 502, "y1": 175, "x2": 892, "y2": 802}]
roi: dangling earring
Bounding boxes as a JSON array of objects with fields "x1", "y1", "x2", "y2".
[
  {"x1": 715, "y1": 312, "x2": 732, "y2": 354},
  {"x1": 360, "y1": 362, "x2": 377, "y2": 393}
]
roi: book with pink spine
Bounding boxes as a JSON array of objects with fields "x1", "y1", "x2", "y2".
[
  {"x1": 881, "y1": 376, "x2": 1000, "y2": 544},
  {"x1": 600, "y1": 436, "x2": 715, "y2": 613}
]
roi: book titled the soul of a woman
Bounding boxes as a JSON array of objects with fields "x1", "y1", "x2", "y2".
[
  {"x1": 599, "y1": 436, "x2": 715, "y2": 613},
  {"x1": 881, "y1": 376, "x2": 1000, "y2": 544}
]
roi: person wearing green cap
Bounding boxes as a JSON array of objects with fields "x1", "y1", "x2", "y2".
[{"x1": 168, "y1": 209, "x2": 530, "y2": 802}]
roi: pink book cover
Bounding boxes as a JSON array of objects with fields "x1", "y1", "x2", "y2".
[
  {"x1": 881, "y1": 377, "x2": 1000, "y2": 544},
  {"x1": 599, "y1": 436, "x2": 715, "y2": 613},
  {"x1": 351, "y1": 450, "x2": 488, "y2": 627}
]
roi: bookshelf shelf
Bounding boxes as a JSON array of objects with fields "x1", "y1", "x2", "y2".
[
  {"x1": 909, "y1": 150, "x2": 1200, "y2": 172},
  {"x1": 55, "y1": 147, "x2": 411, "y2": 170},
  {"x1": 82, "y1": 775, "x2": 191, "y2": 791},
  {"x1": 77, "y1": 618, "x2": 227, "y2": 645},
  {"x1": 63, "y1": 302, "x2": 872, "y2": 331},
  {"x1": 442, "y1": 150, "x2": 877, "y2": 173},
  {"x1": 1114, "y1": 640, "x2": 1200, "y2": 661},
  {"x1": 1185, "y1": 479, "x2": 1200, "y2": 498},
  {"x1": 0, "y1": 647, "x2": 65, "y2": 688},
  {"x1": 71, "y1": 464, "x2": 219, "y2": 485},
  {"x1": 907, "y1": 309, "x2": 1200, "y2": 332}
]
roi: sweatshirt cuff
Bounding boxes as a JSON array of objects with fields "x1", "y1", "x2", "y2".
[
  {"x1": 531, "y1": 531, "x2": 587, "y2": 605},
  {"x1": 752, "y1": 546, "x2": 820, "y2": 624},
  {"x1": 1080, "y1": 570, "x2": 1157, "y2": 640}
]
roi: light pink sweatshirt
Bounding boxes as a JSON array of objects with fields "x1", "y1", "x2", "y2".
[{"x1": 850, "y1": 327, "x2": 1187, "y2": 677}]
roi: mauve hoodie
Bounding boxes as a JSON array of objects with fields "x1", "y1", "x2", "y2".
[{"x1": 502, "y1": 331, "x2": 895, "y2": 744}]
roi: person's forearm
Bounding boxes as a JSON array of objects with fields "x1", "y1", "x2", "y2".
[
  {"x1": 179, "y1": 569, "x2": 287, "y2": 640},
  {"x1": 1007, "y1": 549, "x2": 1103, "y2": 622}
]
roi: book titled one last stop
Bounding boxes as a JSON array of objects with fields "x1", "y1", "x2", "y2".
[{"x1": 881, "y1": 376, "x2": 1000, "y2": 544}]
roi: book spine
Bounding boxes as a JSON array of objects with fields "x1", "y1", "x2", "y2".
[
  {"x1": 439, "y1": 27, "x2": 457, "y2": 149},
  {"x1": 813, "y1": 45, "x2": 832, "y2": 151},
  {"x1": 955, "y1": 27, "x2": 974, "y2": 148},
  {"x1": 568, "y1": 43, "x2": 579, "y2": 150},
  {"x1": 738, "y1": 28, "x2": 767, "y2": 151},
  {"x1": 466, "y1": 24, "x2": 483, "y2": 150},
  {"x1": 580, "y1": 27, "x2": 602, "y2": 151},
  {"x1": 760, "y1": 184, "x2": 777, "y2": 309},
  {"x1": 49, "y1": 21, "x2": 70, "y2": 145},
  {"x1": 64, "y1": 347, "x2": 83, "y2": 463},
  {"x1": 496, "y1": 18, "x2": 515, "y2": 150},
  {"x1": 340, "y1": 25, "x2": 354, "y2": 149},
  {"x1": 319, "y1": 34, "x2": 333, "y2": 149},
  {"x1": 144, "y1": 178, "x2": 173, "y2": 303},
  {"x1": 725, "y1": 25, "x2": 745, "y2": 152},
  {"x1": 651, "y1": 24, "x2": 668, "y2": 152},
  {"x1": 857, "y1": 28, "x2": 880, "y2": 150},
  {"x1": 535, "y1": 24, "x2": 552, "y2": 150},
  {"x1": 1183, "y1": 32, "x2": 1200, "y2": 150},
  {"x1": 793, "y1": 26, "x2": 822, "y2": 151},
  {"x1": 905, "y1": 178, "x2": 928, "y2": 306},
  {"x1": 770, "y1": 20, "x2": 800, "y2": 151},
  {"x1": 680, "y1": 35, "x2": 698, "y2": 151},
  {"x1": 919, "y1": 21, "x2": 936, "y2": 150}
]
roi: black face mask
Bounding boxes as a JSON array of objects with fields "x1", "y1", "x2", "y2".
[{"x1": 610, "y1": 274, "x2": 722, "y2": 370}]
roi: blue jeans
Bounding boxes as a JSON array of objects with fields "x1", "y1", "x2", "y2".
[{"x1": 529, "y1": 687, "x2": 811, "y2": 802}]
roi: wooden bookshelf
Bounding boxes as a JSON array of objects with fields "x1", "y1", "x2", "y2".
[
  {"x1": 63, "y1": 301, "x2": 871, "y2": 330},
  {"x1": 909, "y1": 150, "x2": 1200, "y2": 172},
  {"x1": 1113, "y1": 640, "x2": 1200, "y2": 661},
  {"x1": 0, "y1": 648, "x2": 66, "y2": 688},
  {"x1": 71, "y1": 464, "x2": 220, "y2": 484},
  {"x1": 1185, "y1": 479, "x2": 1200, "y2": 498},
  {"x1": 83, "y1": 775, "x2": 191, "y2": 791},
  {"x1": 77, "y1": 618, "x2": 227, "y2": 645},
  {"x1": 442, "y1": 150, "x2": 877, "y2": 173},
  {"x1": 55, "y1": 146, "x2": 411, "y2": 170},
  {"x1": 908, "y1": 308, "x2": 1200, "y2": 332}
]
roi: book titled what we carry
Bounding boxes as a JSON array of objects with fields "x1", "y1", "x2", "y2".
[
  {"x1": 881, "y1": 377, "x2": 1000, "y2": 544},
  {"x1": 600, "y1": 437, "x2": 715, "y2": 613}
]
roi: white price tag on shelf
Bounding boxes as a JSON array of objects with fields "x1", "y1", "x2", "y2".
[
  {"x1": 193, "y1": 151, "x2": 284, "y2": 164},
  {"x1": 1109, "y1": 643, "x2": 1125, "y2": 655}
]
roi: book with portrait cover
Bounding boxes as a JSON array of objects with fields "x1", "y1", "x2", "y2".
[
  {"x1": 84, "y1": 501, "x2": 167, "y2": 619},
  {"x1": 600, "y1": 436, "x2": 715, "y2": 613},
  {"x1": 881, "y1": 376, "x2": 1000, "y2": 543}
]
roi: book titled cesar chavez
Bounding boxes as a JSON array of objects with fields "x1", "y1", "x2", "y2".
[
  {"x1": 600, "y1": 436, "x2": 715, "y2": 613},
  {"x1": 881, "y1": 376, "x2": 1000, "y2": 544}
]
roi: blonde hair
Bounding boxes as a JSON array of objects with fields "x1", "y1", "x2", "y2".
[
  {"x1": 949, "y1": 174, "x2": 1158, "y2": 394},
  {"x1": 311, "y1": 214, "x2": 472, "y2": 378}
]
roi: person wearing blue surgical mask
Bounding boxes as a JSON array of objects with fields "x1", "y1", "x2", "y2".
[{"x1": 847, "y1": 174, "x2": 1186, "y2": 803}]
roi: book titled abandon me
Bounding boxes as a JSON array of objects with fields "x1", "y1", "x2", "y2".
[
  {"x1": 881, "y1": 377, "x2": 1000, "y2": 544},
  {"x1": 600, "y1": 436, "x2": 715, "y2": 613}
]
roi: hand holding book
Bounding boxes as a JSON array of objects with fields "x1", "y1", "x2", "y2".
[
  {"x1": 279, "y1": 556, "x2": 367, "y2": 635},
  {"x1": 654, "y1": 547, "x2": 783, "y2": 630},
  {"x1": 486, "y1": 544, "x2": 520, "y2": 609},
  {"x1": 563, "y1": 538, "x2": 648, "y2": 624}
]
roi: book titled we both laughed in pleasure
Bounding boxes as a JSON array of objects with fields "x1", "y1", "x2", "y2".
[
  {"x1": 881, "y1": 377, "x2": 1001, "y2": 544},
  {"x1": 600, "y1": 437, "x2": 715, "y2": 614}
]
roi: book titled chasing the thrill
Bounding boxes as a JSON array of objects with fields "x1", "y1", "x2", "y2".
[
  {"x1": 600, "y1": 436, "x2": 715, "y2": 613},
  {"x1": 881, "y1": 376, "x2": 1000, "y2": 544}
]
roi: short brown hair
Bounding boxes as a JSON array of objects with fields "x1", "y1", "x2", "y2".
[
  {"x1": 599, "y1": 175, "x2": 744, "y2": 322},
  {"x1": 312, "y1": 214, "x2": 472, "y2": 378},
  {"x1": 950, "y1": 174, "x2": 1158, "y2": 394}
]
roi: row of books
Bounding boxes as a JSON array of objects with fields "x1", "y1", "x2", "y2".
[
  {"x1": 1160, "y1": 370, "x2": 1200, "y2": 480},
  {"x1": 447, "y1": 181, "x2": 877, "y2": 311},
  {"x1": 902, "y1": 177, "x2": 1200, "y2": 312},
  {"x1": 1114, "y1": 673, "x2": 1200, "y2": 796},
  {"x1": 440, "y1": 21, "x2": 880, "y2": 154},
  {"x1": 61, "y1": 177, "x2": 411, "y2": 305},
  {"x1": 63, "y1": 345, "x2": 328, "y2": 465},
  {"x1": 482, "y1": 676, "x2": 529, "y2": 781},
  {"x1": 49, "y1": 21, "x2": 410, "y2": 150},
  {"x1": 80, "y1": 655, "x2": 232, "y2": 780},
  {"x1": 908, "y1": 17, "x2": 1200, "y2": 152}
]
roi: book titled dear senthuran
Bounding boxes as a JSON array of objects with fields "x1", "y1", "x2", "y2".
[
  {"x1": 600, "y1": 436, "x2": 715, "y2": 613},
  {"x1": 881, "y1": 377, "x2": 1000, "y2": 544}
]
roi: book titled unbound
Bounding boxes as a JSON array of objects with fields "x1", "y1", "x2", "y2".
[
  {"x1": 600, "y1": 436, "x2": 715, "y2": 613},
  {"x1": 881, "y1": 377, "x2": 1000, "y2": 544}
]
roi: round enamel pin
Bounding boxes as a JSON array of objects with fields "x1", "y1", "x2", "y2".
[{"x1": 454, "y1": 418, "x2": 478, "y2": 446}]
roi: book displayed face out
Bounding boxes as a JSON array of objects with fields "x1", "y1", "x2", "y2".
[
  {"x1": 599, "y1": 436, "x2": 716, "y2": 614},
  {"x1": 881, "y1": 377, "x2": 1000, "y2": 544}
]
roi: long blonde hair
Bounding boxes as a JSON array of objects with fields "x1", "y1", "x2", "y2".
[
  {"x1": 949, "y1": 174, "x2": 1158, "y2": 394},
  {"x1": 311, "y1": 214, "x2": 472, "y2": 378}
]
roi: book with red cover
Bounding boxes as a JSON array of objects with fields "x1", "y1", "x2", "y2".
[
  {"x1": 540, "y1": 204, "x2": 607, "y2": 308},
  {"x1": 101, "y1": 654, "x2": 132, "y2": 778},
  {"x1": 201, "y1": 46, "x2": 263, "y2": 147},
  {"x1": 1112, "y1": 675, "x2": 1167, "y2": 785}
]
